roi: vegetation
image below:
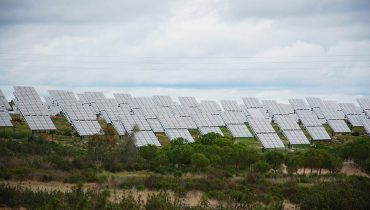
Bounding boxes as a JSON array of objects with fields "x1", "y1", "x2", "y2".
[{"x1": 1, "y1": 114, "x2": 370, "y2": 209}]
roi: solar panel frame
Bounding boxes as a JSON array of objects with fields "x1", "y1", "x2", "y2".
[
  {"x1": 227, "y1": 124, "x2": 253, "y2": 137},
  {"x1": 282, "y1": 130, "x2": 310, "y2": 145},
  {"x1": 198, "y1": 126, "x2": 224, "y2": 136},
  {"x1": 256, "y1": 133, "x2": 285, "y2": 148},
  {"x1": 306, "y1": 126, "x2": 331, "y2": 140},
  {"x1": 132, "y1": 131, "x2": 161, "y2": 147},
  {"x1": 165, "y1": 128, "x2": 194, "y2": 142},
  {"x1": 327, "y1": 119, "x2": 351, "y2": 133},
  {"x1": 147, "y1": 118, "x2": 165, "y2": 132}
]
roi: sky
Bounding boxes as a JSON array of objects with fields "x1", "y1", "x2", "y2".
[{"x1": 0, "y1": 0, "x2": 369, "y2": 103}]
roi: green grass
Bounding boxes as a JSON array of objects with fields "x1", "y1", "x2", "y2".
[{"x1": 156, "y1": 133, "x2": 171, "y2": 147}]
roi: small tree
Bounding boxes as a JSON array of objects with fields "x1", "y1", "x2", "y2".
[
  {"x1": 252, "y1": 160, "x2": 271, "y2": 174},
  {"x1": 191, "y1": 153, "x2": 210, "y2": 169},
  {"x1": 265, "y1": 151, "x2": 285, "y2": 174}
]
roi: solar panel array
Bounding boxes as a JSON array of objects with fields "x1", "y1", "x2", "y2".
[
  {"x1": 0, "y1": 89, "x2": 11, "y2": 110},
  {"x1": 13, "y1": 86, "x2": 56, "y2": 131},
  {"x1": 362, "y1": 119, "x2": 370, "y2": 136},
  {"x1": 0, "y1": 109, "x2": 13, "y2": 127},
  {"x1": 327, "y1": 120, "x2": 351, "y2": 133},
  {"x1": 227, "y1": 124, "x2": 253, "y2": 138},
  {"x1": 0, "y1": 90, "x2": 13, "y2": 127},
  {"x1": 165, "y1": 128, "x2": 194, "y2": 142},
  {"x1": 249, "y1": 118, "x2": 284, "y2": 148},
  {"x1": 295, "y1": 106, "x2": 330, "y2": 140},
  {"x1": 198, "y1": 126, "x2": 224, "y2": 136},
  {"x1": 220, "y1": 100, "x2": 242, "y2": 112},
  {"x1": 120, "y1": 114, "x2": 152, "y2": 131},
  {"x1": 132, "y1": 131, "x2": 161, "y2": 147},
  {"x1": 274, "y1": 115, "x2": 310, "y2": 145}
]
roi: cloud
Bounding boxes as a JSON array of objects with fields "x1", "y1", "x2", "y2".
[{"x1": 0, "y1": 0, "x2": 369, "y2": 102}]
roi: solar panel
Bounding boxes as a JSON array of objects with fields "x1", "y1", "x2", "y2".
[
  {"x1": 114, "y1": 93, "x2": 132, "y2": 104},
  {"x1": 226, "y1": 124, "x2": 253, "y2": 137},
  {"x1": 198, "y1": 126, "x2": 224, "y2": 136},
  {"x1": 192, "y1": 113, "x2": 225, "y2": 127},
  {"x1": 153, "y1": 95, "x2": 174, "y2": 107},
  {"x1": 147, "y1": 118, "x2": 165, "y2": 132},
  {"x1": 321, "y1": 108, "x2": 345, "y2": 120},
  {"x1": 111, "y1": 120, "x2": 126, "y2": 135},
  {"x1": 180, "y1": 116, "x2": 198, "y2": 129},
  {"x1": 346, "y1": 115, "x2": 365, "y2": 127},
  {"x1": 119, "y1": 114, "x2": 152, "y2": 131},
  {"x1": 127, "y1": 97, "x2": 157, "y2": 109},
  {"x1": 198, "y1": 100, "x2": 222, "y2": 114},
  {"x1": 323, "y1": 100, "x2": 341, "y2": 111},
  {"x1": 165, "y1": 128, "x2": 194, "y2": 142},
  {"x1": 49, "y1": 90, "x2": 77, "y2": 103},
  {"x1": 178, "y1": 96, "x2": 198, "y2": 107},
  {"x1": 221, "y1": 111, "x2": 246, "y2": 125},
  {"x1": 249, "y1": 118, "x2": 276, "y2": 134},
  {"x1": 306, "y1": 127, "x2": 331, "y2": 140},
  {"x1": 72, "y1": 120, "x2": 102, "y2": 136},
  {"x1": 327, "y1": 119, "x2": 351, "y2": 133},
  {"x1": 220, "y1": 100, "x2": 242, "y2": 112},
  {"x1": 0, "y1": 89, "x2": 11, "y2": 110},
  {"x1": 170, "y1": 104, "x2": 197, "y2": 117},
  {"x1": 247, "y1": 108, "x2": 268, "y2": 119},
  {"x1": 339, "y1": 103, "x2": 362, "y2": 115},
  {"x1": 274, "y1": 115, "x2": 301, "y2": 130},
  {"x1": 365, "y1": 110, "x2": 370, "y2": 118},
  {"x1": 357, "y1": 98, "x2": 370, "y2": 110},
  {"x1": 24, "y1": 115, "x2": 56, "y2": 130},
  {"x1": 61, "y1": 103, "x2": 97, "y2": 121},
  {"x1": 288, "y1": 99, "x2": 310, "y2": 110},
  {"x1": 362, "y1": 119, "x2": 370, "y2": 136},
  {"x1": 306, "y1": 97, "x2": 325, "y2": 108},
  {"x1": 0, "y1": 110, "x2": 13, "y2": 127},
  {"x1": 14, "y1": 86, "x2": 56, "y2": 131},
  {"x1": 242, "y1": 97, "x2": 263, "y2": 108},
  {"x1": 282, "y1": 130, "x2": 310, "y2": 145},
  {"x1": 256, "y1": 133, "x2": 285, "y2": 148},
  {"x1": 134, "y1": 106, "x2": 172, "y2": 119},
  {"x1": 297, "y1": 112, "x2": 322, "y2": 127},
  {"x1": 132, "y1": 131, "x2": 161, "y2": 147}
]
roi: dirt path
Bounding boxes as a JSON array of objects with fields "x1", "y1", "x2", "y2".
[{"x1": 0, "y1": 180, "x2": 215, "y2": 207}]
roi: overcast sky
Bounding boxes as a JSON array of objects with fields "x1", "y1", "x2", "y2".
[{"x1": 0, "y1": 0, "x2": 369, "y2": 103}]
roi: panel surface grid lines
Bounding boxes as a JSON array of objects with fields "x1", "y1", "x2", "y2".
[
  {"x1": 198, "y1": 126, "x2": 224, "y2": 136},
  {"x1": 306, "y1": 127, "x2": 331, "y2": 140},
  {"x1": 178, "y1": 96, "x2": 198, "y2": 107},
  {"x1": 339, "y1": 103, "x2": 362, "y2": 115},
  {"x1": 274, "y1": 115, "x2": 301, "y2": 131},
  {"x1": 165, "y1": 128, "x2": 194, "y2": 142},
  {"x1": 133, "y1": 131, "x2": 161, "y2": 147},
  {"x1": 0, "y1": 89, "x2": 11, "y2": 110},
  {"x1": 362, "y1": 119, "x2": 370, "y2": 135},
  {"x1": 306, "y1": 97, "x2": 324, "y2": 108},
  {"x1": 153, "y1": 95, "x2": 174, "y2": 107},
  {"x1": 14, "y1": 86, "x2": 56, "y2": 130},
  {"x1": 288, "y1": 98, "x2": 310, "y2": 110},
  {"x1": 249, "y1": 118, "x2": 276, "y2": 134},
  {"x1": 221, "y1": 111, "x2": 246, "y2": 125},
  {"x1": 147, "y1": 118, "x2": 165, "y2": 132},
  {"x1": 283, "y1": 130, "x2": 310, "y2": 145},
  {"x1": 227, "y1": 124, "x2": 253, "y2": 137},
  {"x1": 327, "y1": 119, "x2": 351, "y2": 133},
  {"x1": 220, "y1": 100, "x2": 241, "y2": 112},
  {"x1": 120, "y1": 114, "x2": 151, "y2": 131},
  {"x1": 357, "y1": 98, "x2": 370, "y2": 110},
  {"x1": 256, "y1": 133, "x2": 285, "y2": 148},
  {"x1": 0, "y1": 111, "x2": 13, "y2": 126},
  {"x1": 111, "y1": 120, "x2": 126, "y2": 135},
  {"x1": 346, "y1": 115, "x2": 364, "y2": 127},
  {"x1": 72, "y1": 120, "x2": 102, "y2": 136},
  {"x1": 242, "y1": 97, "x2": 263, "y2": 108}
]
